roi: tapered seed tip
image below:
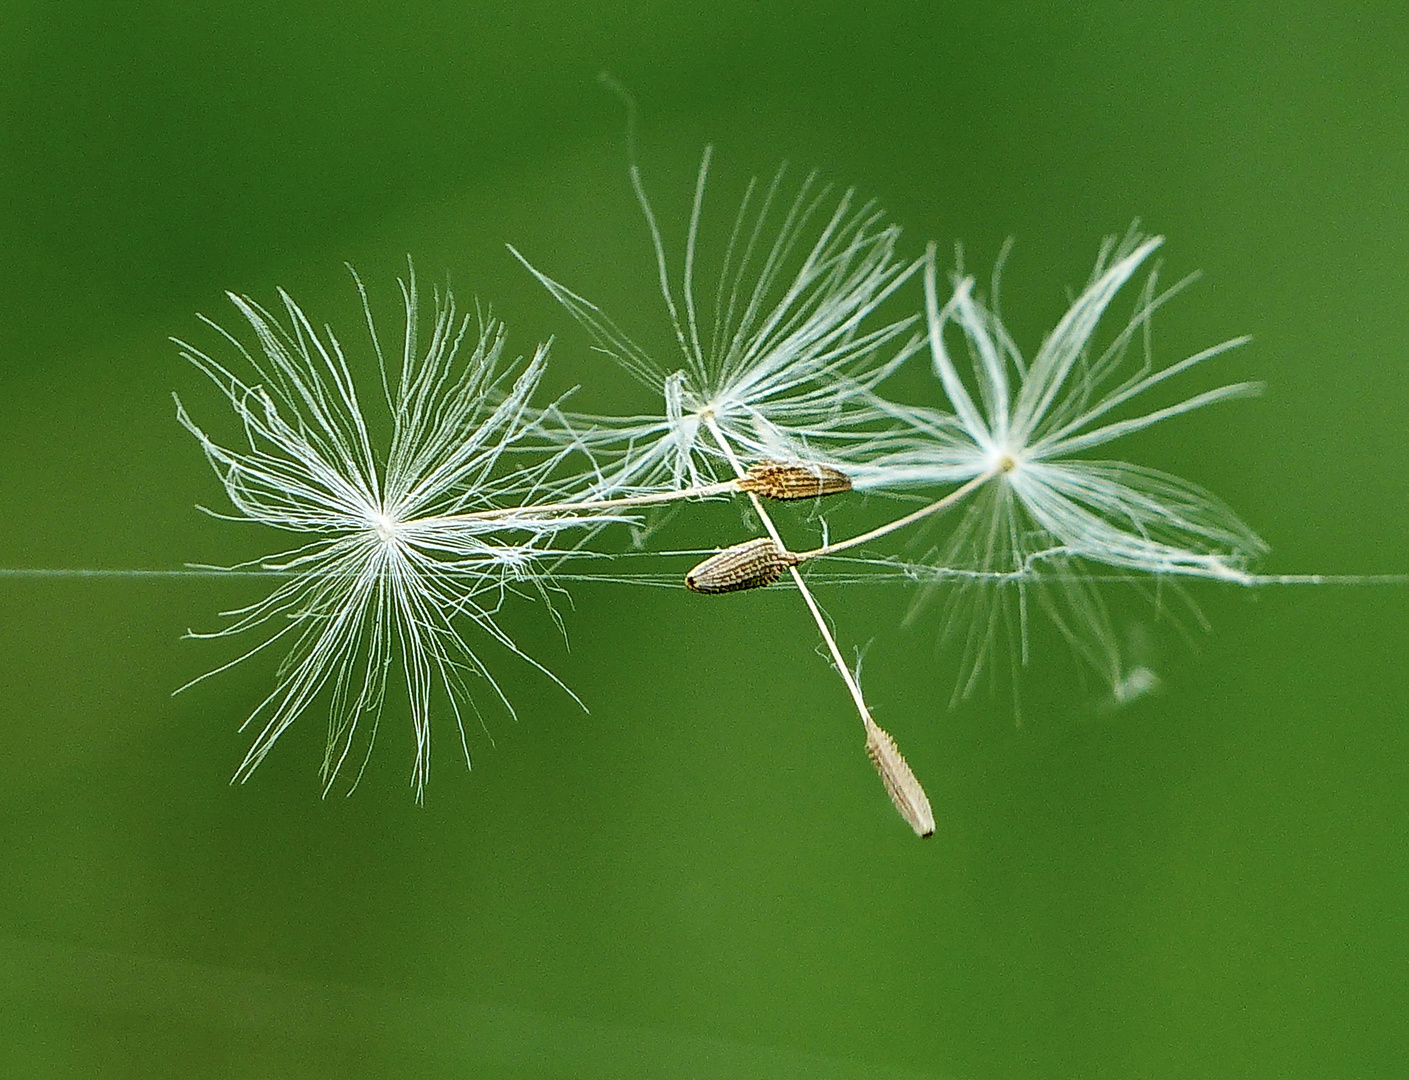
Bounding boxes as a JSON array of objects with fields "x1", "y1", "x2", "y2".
[{"x1": 864, "y1": 719, "x2": 936, "y2": 838}]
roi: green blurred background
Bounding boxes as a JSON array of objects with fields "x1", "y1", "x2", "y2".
[{"x1": 1, "y1": 2, "x2": 1406, "y2": 1077}]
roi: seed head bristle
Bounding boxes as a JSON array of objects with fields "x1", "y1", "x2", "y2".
[
  {"x1": 863, "y1": 717, "x2": 935, "y2": 838},
  {"x1": 738, "y1": 460, "x2": 854, "y2": 501},
  {"x1": 685, "y1": 537, "x2": 797, "y2": 594}
]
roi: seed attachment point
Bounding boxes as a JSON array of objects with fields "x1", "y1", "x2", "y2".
[
  {"x1": 738, "y1": 460, "x2": 853, "y2": 501},
  {"x1": 685, "y1": 537, "x2": 798, "y2": 594}
]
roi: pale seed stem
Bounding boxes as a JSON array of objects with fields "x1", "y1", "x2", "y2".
[
  {"x1": 420, "y1": 478, "x2": 744, "y2": 526},
  {"x1": 702, "y1": 417, "x2": 934, "y2": 837},
  {"x1": 426, "y1": 458, "x2": 854, "y2": 529},
  {"x1": 790, "y1": 468, "x2": 999, "y2": 563}
]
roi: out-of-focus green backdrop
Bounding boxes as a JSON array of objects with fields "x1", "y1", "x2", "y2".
[{"x1": 1, "y1": 3, "x2": 1406, "y2": 1077}]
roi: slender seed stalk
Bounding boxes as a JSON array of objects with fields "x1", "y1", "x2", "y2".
[
  {"x1": 791, "y1": 466, "x2": 1001, "y2": 563},
  {"x1": 702, "y1": 417, "x2": 935, "y2": 838},
  {"x1": 426, "y1": 459, "x2": 857, "y2": 530},
  {"x1": 423, "y1": 478, "x2": 743, "y2": 526}
]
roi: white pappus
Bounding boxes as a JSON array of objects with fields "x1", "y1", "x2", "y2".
[{"x1": 174, "y1": 266, "x2": 617, "y2": 799}]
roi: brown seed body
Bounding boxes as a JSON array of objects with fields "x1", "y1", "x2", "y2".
[
  {"x1": 685, "y1": 537, "x2": 797, "y2": 594},
  {"x1": 863, "y1": 717, "x2": 936, "y2": 838},
  {"x1": 738, "y1": 460, "x2": 853, "y2": 501}
]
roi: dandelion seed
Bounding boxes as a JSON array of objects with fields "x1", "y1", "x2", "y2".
[
  {"x1": 864, "y1": 229, "x2": 1267, "y2": 693},
  {"x1": 174, "y1": 264, "x2": 613, "y2": 798},
  {"x1": 510, "y1": 146, "x2": 921, "y2": 497},
  {"x1": 513, "y1": 147, "x2": 937, "y2": 834},
  {"x1": 737, "y1": 459, "x2": 853, "y2": 501},
  {"x1": 862, "y1": 713, "x2": 935, "y2": 838},
  {"x1": 684, "y1": 537, "x2": 795, "y2": 594}
]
